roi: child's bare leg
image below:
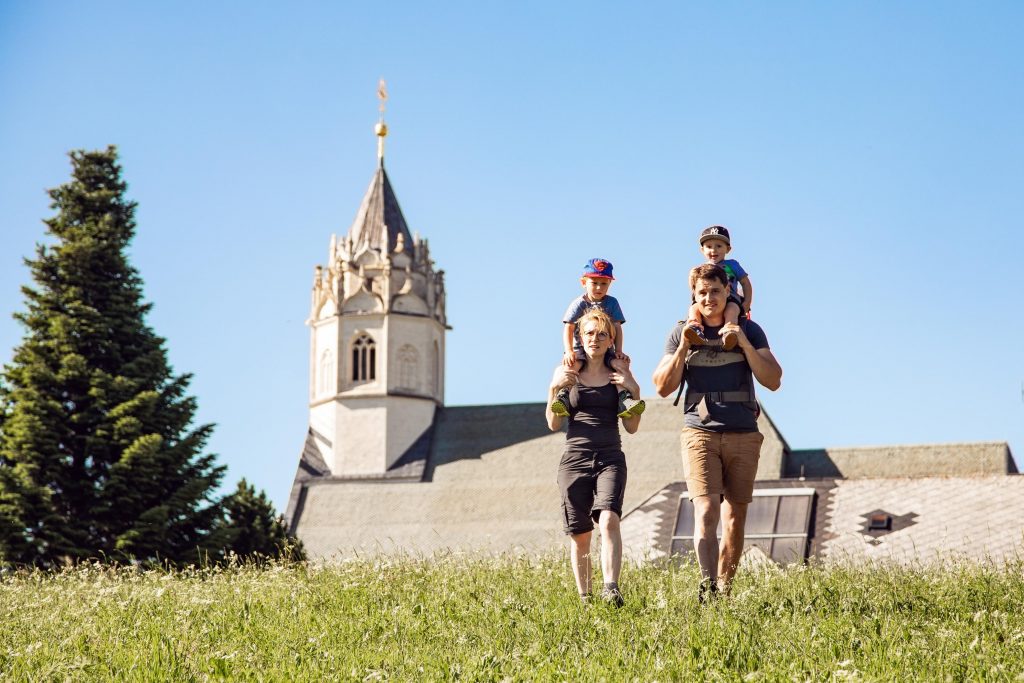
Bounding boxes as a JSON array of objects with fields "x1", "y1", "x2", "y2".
[
  {"x1": 721, "y1": 302, "x2": 741, "y2": 351},
  {"x1": 687, "y1": 302, "x2": 704, "y2": 327},
  {"x1": 683, "y1": 303, "x2": 707, "y2": 345},
  {"x1": 724, "y1": 302, "x2": 741, "y2": 326}
]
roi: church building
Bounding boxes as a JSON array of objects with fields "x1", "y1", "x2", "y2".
[{"x1": 285, "y1": 104, "x2": 1020, "y2": 568}]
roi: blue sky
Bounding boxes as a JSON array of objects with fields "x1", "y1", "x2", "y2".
[{"x1": 2, "y1": 2, "x2": 1022, "y2": 513}]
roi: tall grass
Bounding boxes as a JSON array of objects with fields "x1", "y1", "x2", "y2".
[{"x1": 1, "y1": 554, "x2": 1022, "y2": 680}]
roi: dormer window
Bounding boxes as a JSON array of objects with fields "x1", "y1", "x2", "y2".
[{"x1": 352, "y1": 334, "x2": 376, "y2": 382}]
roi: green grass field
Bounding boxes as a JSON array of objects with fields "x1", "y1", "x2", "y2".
[{"x1": 1, "y1": 555, "x2": 1022, "y2": 681}]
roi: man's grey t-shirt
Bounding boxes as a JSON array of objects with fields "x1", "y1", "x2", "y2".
[{"x1": 663, "y1": 319, "x2": 769, "y2": 432}]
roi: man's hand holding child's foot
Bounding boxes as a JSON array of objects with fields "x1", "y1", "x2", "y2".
[
  {"x1": 720, "y1": 322, "x2": 748, "y2": 352},
  {"x1": 722, "y1": 329, "x2": 738, "y2": 351},
  {"x1": 683, "y1": 322, "x2": 707, "y2": 346}
]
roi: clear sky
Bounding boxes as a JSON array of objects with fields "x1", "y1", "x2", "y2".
[{"x1": 2, "y1": 2, "x2": 1022, "y2": 513}]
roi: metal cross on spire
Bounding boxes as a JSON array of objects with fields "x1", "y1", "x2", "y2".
[{"x1": 375, "y1": 78, "x2": 388, "y2": 165}]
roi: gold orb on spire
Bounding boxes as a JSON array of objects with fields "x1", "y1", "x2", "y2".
[{"x1": 375, "y1": 78, "x2": 389, "y2": 162}]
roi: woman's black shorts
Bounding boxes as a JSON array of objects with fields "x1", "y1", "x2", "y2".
[{"x1": 557, "y1": 447, "x2": 627, "y2": 535}]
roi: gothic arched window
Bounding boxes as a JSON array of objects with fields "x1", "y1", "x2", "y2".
[
  {"x1": 318, "y1": 348, "x2": 334, "y2": 395},
  {"x1": 397, "y1": 344, "x2": 419, "y2": 391},
  {"x1": 351, "y1": 334, "x2": 376, "y2": 382}
]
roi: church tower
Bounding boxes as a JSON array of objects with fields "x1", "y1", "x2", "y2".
[{"x1": 306, "y1": 87, "x2": 447, "y2": 476}]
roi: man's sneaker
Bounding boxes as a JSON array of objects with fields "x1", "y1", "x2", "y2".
[
  {"x1": 617, "y1": 392, "x2": 646, "y2": 419},
  {"x1": 550, "y1": 388, "x2": 570, "y2": 417},
  {"x1": 600, "y1": 585, "x2": 624, "y2": 608},
  {"x1": 697, "y1": 577, "x2": 719, "y2": 605},
  {"x1": 683, "y1": 324, "x2": 707, "y2": 346},
  {"x1": 722, "y1": 329, "x2": 739, "y2": 351}
]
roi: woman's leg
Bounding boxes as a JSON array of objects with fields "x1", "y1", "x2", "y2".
[
  {"x1": 597, "y1": 510, "x2": 622, "y2": 584},
  {"x1": 569, "y1": 531, "x2": 593, "y2": 596}
]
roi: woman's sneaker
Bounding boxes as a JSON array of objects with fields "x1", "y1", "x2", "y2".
[
  {"x1": 550, "y1": 388, "x2": 571, "y2": 416},
  {"x1": 601, "y1": 584, "x2": 624, "y2": 608}
]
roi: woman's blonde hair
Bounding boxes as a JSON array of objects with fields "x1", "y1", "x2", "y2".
[{"x1": 577, "y1": 307, "x2": 616, "y2": 343}]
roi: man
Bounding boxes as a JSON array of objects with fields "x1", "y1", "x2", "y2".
[{"x1": 652, "y1": 263, "x2": 782, "y2": 601}]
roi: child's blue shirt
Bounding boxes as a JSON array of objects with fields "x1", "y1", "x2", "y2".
[{"x1": 562, "y1": 294, "x2": 625, "y2": 352}]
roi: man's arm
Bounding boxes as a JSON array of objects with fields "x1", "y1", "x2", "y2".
[
  {"x1": 652, "y1": 339, "x2": 689, "y2": 397},
  {"x1": 722, "y1": 322, "x2": 781, "y2": 390}
]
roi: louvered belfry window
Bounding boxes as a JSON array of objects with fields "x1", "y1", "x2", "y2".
[{"x1": 352, "y1": 334, "x2": 376, "y2": 382}]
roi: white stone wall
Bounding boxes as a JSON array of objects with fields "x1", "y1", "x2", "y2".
[{"x1": 328, "y1": 396, "x2": 434, "y2": 474}]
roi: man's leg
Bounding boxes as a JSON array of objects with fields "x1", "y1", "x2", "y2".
[
  {"x1": 597, "y1": 510, "x2": 621, "y2": 584},
  {"x1": 718, "y1": 499, "x2": 749, "y2": 593},
  {"x1": 692, "y1": 494, "x2": 721, "y2": 582},
  {"x1": 569, "y1": 531, "x2": 592, "y2": 597},
  {"x1": 717, "y1": 430, "x2": 764, "y2": 593}
]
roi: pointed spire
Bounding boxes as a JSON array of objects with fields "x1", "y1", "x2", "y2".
[{"x1": 345, "y1": 81, "x2": 413, "y2": 255}]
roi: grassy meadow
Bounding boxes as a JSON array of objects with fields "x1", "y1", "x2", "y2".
[{"x1": 1, "y1": 554, "x2": 1022, "y2": 681}]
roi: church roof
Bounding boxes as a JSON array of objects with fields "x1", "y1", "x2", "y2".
[
  {"x1": 346, "y1": 163, "x2": 414, "y2": 256},
  {"x1": 286, "y1": 399, "x2": 788, "y2": 559},
  {"x1": 287, "y1": 398, "x2": 1017, "y2": 562}
]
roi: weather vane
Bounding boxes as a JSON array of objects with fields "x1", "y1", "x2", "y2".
[{"x1": 375, "y1": 79, "x2": 388, "y2": 163}]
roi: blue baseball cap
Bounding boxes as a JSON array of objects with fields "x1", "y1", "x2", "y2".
[{"x1": 582, "y1": 258, "x2": 614, "y2": 280}]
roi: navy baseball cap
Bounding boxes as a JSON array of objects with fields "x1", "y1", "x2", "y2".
[
  {"x1": 699, "y1": 225, "x2": 731, "y2": 246},
  {"x1": 582, "y1": 258, "x2": 614, "y2": 280}
]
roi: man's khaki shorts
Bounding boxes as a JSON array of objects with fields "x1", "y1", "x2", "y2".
[{"x1": 681, "y1": 427, "x2": 764, "y2": 503}]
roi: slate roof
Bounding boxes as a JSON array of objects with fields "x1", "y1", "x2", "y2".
[
  {"x1": 347, "y1": 163, "x2": 414, "y2": 256},
  {"x1": 786, "y1": 442, "x2": 1015, "y2": 479},
  {"x1": 819, "y1": 475, "x2": 1024, "y2": 565}
]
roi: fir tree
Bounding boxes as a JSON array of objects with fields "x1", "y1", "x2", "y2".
[
  {"x1": 0, "y1": 147, "x2": 227, "y2": 567},
  {"x1": 218, "y1": 479, "x2": 304, "y2": 561}
]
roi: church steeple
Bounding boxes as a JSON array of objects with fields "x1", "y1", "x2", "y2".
[{"x1": 305, "y1": 82, "x2": 448, "y2": 477}]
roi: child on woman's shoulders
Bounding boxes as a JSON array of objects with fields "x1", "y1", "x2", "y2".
[{"x1": 550, "y1": 258, "x2": 645, "y2": 419}]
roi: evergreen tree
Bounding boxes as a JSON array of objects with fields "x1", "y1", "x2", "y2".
[
  {"x1": 0, "y1": 147, "x2": 227, "y2": 567},
  {"x1": 218, "y1": 479, "x2": 305, "y2": 561}
]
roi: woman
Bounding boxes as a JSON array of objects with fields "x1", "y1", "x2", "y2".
[{"x1": 546, "y1": 307, "x2": 643, "y2": 606}]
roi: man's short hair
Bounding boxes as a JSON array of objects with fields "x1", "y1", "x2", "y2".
[{"x1": 689, "y1": 263, "x2": 729, "y2": 292}]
